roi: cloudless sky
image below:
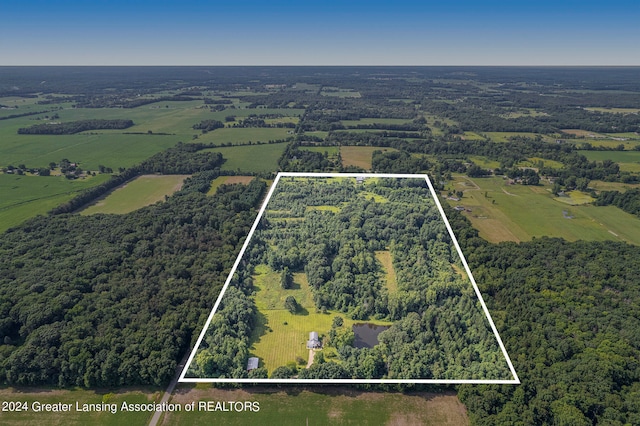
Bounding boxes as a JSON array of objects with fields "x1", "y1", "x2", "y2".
[{"x1": 1, "y1": 0, "x2": 639, "y2": 65}]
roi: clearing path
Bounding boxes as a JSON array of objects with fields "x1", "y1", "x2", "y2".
[{"x1": 306, "y1": 349, "x2": 315, "y2": 368}]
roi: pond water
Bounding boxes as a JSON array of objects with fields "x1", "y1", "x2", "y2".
[{"x1": 352, "y1": 323, "x2": 390, "y2": 348}]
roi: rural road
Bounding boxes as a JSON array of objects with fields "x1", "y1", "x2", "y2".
[{"x1": 148, "y1": 352, "x2": 190, "y2": 426}]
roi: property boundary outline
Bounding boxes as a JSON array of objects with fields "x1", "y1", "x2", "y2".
[{"x1": 179, "y1": 172, "x2": 520, "y2": 384}]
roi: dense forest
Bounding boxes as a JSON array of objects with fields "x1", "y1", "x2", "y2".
[
  {"x1": 0, "y1": 178, "x2": 265, "y2": 386},
  {"x1": 189, "y1": 177, "x2": 511, "y2": 380}
]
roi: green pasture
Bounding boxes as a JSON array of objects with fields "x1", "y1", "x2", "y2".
[
  {"x1": 446, "y1": 175, "x2": 640, "y2": 244},
  {"x1": 203, "y1": 142, "x2": 288, "y2": 173},
  {"x1": 461, "y1": 132, "x2": 485, "y2": 141},
  {"x1": 585, "y1": 107, "x2": 640, "y2": 114},
  {"x1": 0, "y1": 387, "x2": 160, "y2": 426},
  {"x1": 499, "y1": 109, "x2": 549, "y2": 119},
  {"x1": 80, "y1": 174, "x2": 189, "y2": 215},
  {"x1": 163, "y1": 387, "x2": 468, "y2": 426},
  {"x1": 198, "y1": 127, "x2": 293, "y2": 145},
  {"x1": 577, "y1": 139, "x2": 640, "y2": 150},
  {"x1": 588, "y1": 180, "x2": 640, "y2": 192},
  {"x1": 519, "y1": 157, "x2": 564, "y2": 169},
  {"x1": 0, "y1": 173, "x2": 110, "y2": 233},
  {"x1": 302, "y1": 131, "x2": 328, "y2": 140},
  {"x1": 554, "y1": 190, "x2": 595, "y2": 205},
  {"x1": 469, "y1": 156, "x2": 500, "y2": 169},
  {"x1": 579, "y1": 150, "x2": 640, "y2": 172}
]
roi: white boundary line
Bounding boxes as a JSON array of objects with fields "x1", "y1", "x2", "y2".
[{"x1": 179, "y1": 172, "x2": 519, "y2": 384}]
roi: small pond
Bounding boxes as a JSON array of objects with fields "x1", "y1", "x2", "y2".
[{"x1": 352, "y1": 323, "x2": 390, "y2": 348}]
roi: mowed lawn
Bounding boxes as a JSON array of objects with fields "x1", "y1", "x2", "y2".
[
  {"x1": 164, "y1": 387, "x2": 469, "y2": 426},
  {"x1": 0, "y1": 387, "x2": 161, "y2": 426},
  {"x1": 446, "y1": 175, "x2": 640, "y2": 244},
  {"x1": 80, "y1": 174, "x2": 189, "y2": 215},
  {"x1": 340, "y1": 146, "x2": 397, "y2": 170},
  {"x1": 0, "y1": 173, "x2": 111, "y2": 233},
  {"x1": 249, "y1": 264, "x2": 391, "y2": 374},
  {"x1": 198, "y1": 127, "x2": 293, "y2": 145},
  {"x1": 203, "y1": 143, "x2": 288, "y2": 173}
]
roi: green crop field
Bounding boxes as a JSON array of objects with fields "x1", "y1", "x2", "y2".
[
  {"x1": 203, "y1": 143, "x2": 288, "y2": 173},
  {"x1": 446, "y1": 175, "x2": 640, "y2": 244},
  {"x1": 0, "y1": 173, "x2": 111, "y2": 233},
  {"x1": 197, "y1": 127, "x2": 293, "y2": 145},
  {"x1": 162, "y1": 387, "x2": 469, "y2": 426},
  {"x1": 80, "y1": 175, "x2": 189, "y2": 215},
  {"x1": 302, "y1": 131, "x2": 329, "y2": 140},
  {"x1": 298, "y1": 145, "x2": 340, "y2": 156},
  {"x1": 579, "y1": 150, "x2": 640, "y2": 172},
  {"x1": 483, "y1": 132, "x2": 543, "y2": 142},
  {"x1": 340, "y1": 146, "x2": 397, "y2": 170},
  {"x1": 0, "y1": 387, "x2": 161, "y2": 426}
]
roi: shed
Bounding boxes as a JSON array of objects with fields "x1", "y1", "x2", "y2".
[{"x1": 247, "y1": 357, "x2": 259, "y2": 371}]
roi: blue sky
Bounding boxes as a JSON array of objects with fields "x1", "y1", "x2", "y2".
[{"x1": 1, "y1": 0, "x2": 639, "y2": 65}]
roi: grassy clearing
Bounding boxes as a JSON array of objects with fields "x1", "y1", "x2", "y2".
[
  {"x1": 80, "y1": 175, "x2": 189, "y2": 215},
  {"x1": 249, "y1": 264, "x2": 392, "y2": 373},
  {"x1": 554, "y1": 191, "x2": 595, "y2": 205},
  {"x1": 588, "y1": 180, "x2": 640, "y2": 192},
  {"x1": 340, "y1": 146, "x2": 397, "y2": 170},
  {"x1": 469, "y1": 156, "x2": 501, "y2": 169},
  {"x1": 302, "y1": 131, "x2": 329, "y2": 139},
  {"x1": 579, "y1": 139, "x2": 640, "y2": 150},
  {"x1": 561, "y1": 129, "x2": 606, "y2": 138},
  {"x1": 164, "y1": 387, "x2": 469, "y2": 426},
  {"x1": 203, "y1": 143, "x2": 288, "y2": 173},
  {"x1": 0, "y1": 173, "x2": 111, "y2": 233},
  {"x1": 0, "y1": 387, "x2": 161, "y2": 426},
  {"x1": 584, "y1": 107, "x2": 640, "y2": 114},
  {"x1": 375, "y1": 251, "x2": 397, "y2": 293},
  {"x1": 483, "y1": 132, "x2": 542, "y2": 142},
  {"x1": 461, "y1": 132, "x2": 486, "y2": 141},
  {"x1": 499, "y1": 109, "x2": 549, "y2": 118},
  {"x1": 298, "y1": 145, "x2": 339, "y2": 156},
  {"x1": 207, "y1": 175, "x2": 254, "y2": 195},
  {"x1": 320, "y1": 88, "x2": 361, "y2": 98},
  {"x1": 518, "y1": 157, "x2": 565, "y2": 169},
  {"x1": 579, "y1": 150, "x2": 640, "y2": 172},
  {"x1": 445, "y1": 175, "x2": 640, "y2": 244},
  {"x1": 306, "y1": 205, "x2": 341, "y2": 213}
]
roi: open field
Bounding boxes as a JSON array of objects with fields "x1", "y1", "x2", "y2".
[
  {"x1": 207, "y1": 175, "x2": 254, "y2": 195},
  {"x1": 197, "y1": 127, "x2": 293, "y2": 145},
  {"x1": 0, "y1": 387, "x2": 161, "y2": 426},
  {"x1": 461, "y1": 132, "x2": 485, "y2": 141},
  {"x1": 298, "y1": 145, "x2": 340, "y2": 156},
  {"x1": 249, "y1": 264, "x2": 392, "y2": 373},
  {"x1": 519, "y1": 157, "x2": 565, "y2": 169},
  {"x1": 320, "y1": 87, "x2": 361, "y2": 98},
  {"x1": 561, "y1": 129, "x2": 606, "y2": 138},
  {"x1": 446, "y1": 175, "x2": 640, "y2": 244},
  {"x1": 163, "y1": 387, "x2": 468, "y2": 426},
  {"x1": 469, "y1": 155, "x2": 500, "y2": 169},
  {"x1": 203, "y1": 143, "x2": 288, "y2": 173},
  {"x1": 554, "y1": 190, "x2": 595, "y2": 205},
  {"x1": 375, "y1": 250, "x2": 397, "y2": 293},
  {"x1": 499, "y1": 109, "x2": 549, "y2": 119},
  {"x1": 483, "y1": 132, "x2": 543, "y2": 142},
  {"x1": 80, "y1": 174, "x2": 189, "y2": 215},
  {"x1": 588, "y1": 180, "x2": 640, "y2": 192},
  {"x1": 340, "y1": 146, "x2": 397, "y2": 170},
  {"x1": 579, "y1": 150, "x2": 640, "y2": 172},
  {"x1": 302, "y1": 130, "x2": 329, "y2": 139},
  {"x1": 579, "y1": 139, "x2": 640, "y2": 150},
  {"x1": 0, "y1": 173, "x2": 111, "y2": 233},
  {"x1": 584, "y1": 107, "x2": 640, "y2": 114}
]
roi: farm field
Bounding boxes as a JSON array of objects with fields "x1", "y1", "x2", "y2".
[
  {"x1": 446, "y1": 175, "x2": 640, "y2": 244},
  {"x1": 483, "y1": 132, "x2": 544, "y2": 142},
  {"x1": 0, "y1": 387, "x2": 160, "y2": 426},
  {"x1": 584, "y1": 107, "x2": 640, "y2": 114},
  {"x1": 197, "y1": 127, "x2": 293, "y2": 145},
  {"x1": 579, "y1": 150, "x2": 640, "y2": 172},
  {"x1": 588, "y1": 180, "x2": 640, "y2": 192},
  {"x1": 340, "y1": 146, "x2": 397, "y2": 170},
  {"x1": 0, "y1": 173, "x2": 111, "y2": 233},
  {"x1": 80, "y1": 174, "x2": 189, "y2": 215},
  {"x1": 207, "y1": 175, "x2": 255, "y2": 195},
  {"x1": 203, "y1": 142, "x2": 288, "y2": 173},
  {"x1": 163, "y1": 387, "x2": 469, "y2": 426}
]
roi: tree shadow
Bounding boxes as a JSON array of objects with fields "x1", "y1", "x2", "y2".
[{"x1": 248, "y1": 310, "x2": 270, "y2": 348}]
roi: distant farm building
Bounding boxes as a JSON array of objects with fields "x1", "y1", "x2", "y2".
[
  {"x1": 247, "y1": 357, "x2": 259, "y2": 371},
  {"x1": 307, "y1": 331, "x2": 321, "y2": 349}
]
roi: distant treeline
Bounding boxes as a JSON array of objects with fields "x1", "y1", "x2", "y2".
[
  {"x1": 17, "y1": 119, "x2": 134, "y2": 135},
  {"x1": 595, "y1": 189, "x2": 640, "y2": 217},
  {"x1": 50, "y1": 142, "x2": 225, "y2": 214}
]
